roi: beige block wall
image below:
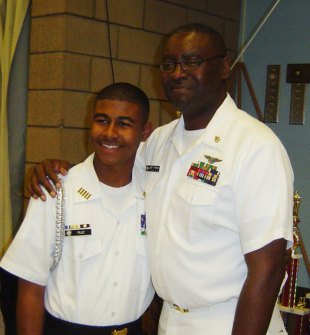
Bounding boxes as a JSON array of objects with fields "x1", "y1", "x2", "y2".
[{"x1": 26, "y1": 0, "x2": 241, "y2": 196}]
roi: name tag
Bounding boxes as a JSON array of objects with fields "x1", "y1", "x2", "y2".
[
  {"x1": 146, "y1": 165, "x2": 160, "y2": 172},
  {"x1": 65, "y1": 224, "x2": 92, "y2": 237},
  {"x1": 65, "y1": 229, "x2": 92, "y2": 237}
]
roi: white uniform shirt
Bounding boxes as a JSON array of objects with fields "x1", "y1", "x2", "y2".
[
  {"x1": 138, "y1": 94, "x2": 293, "y2": 334},
  {"x1": 1, "y1": 154, "x2": 154, "y2": 326}
]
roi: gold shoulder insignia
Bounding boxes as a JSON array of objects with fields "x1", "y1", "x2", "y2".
[{"x1": 77, "y1": 187, "x2": 92, "y2": 200}]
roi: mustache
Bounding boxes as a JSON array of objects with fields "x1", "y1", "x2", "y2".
[
  {"x1": 93, "y1": 135, "x2": 120, "y2": 144},
  {"x1": 167, "y1": 79, "x2": 195, "y2": 89}
]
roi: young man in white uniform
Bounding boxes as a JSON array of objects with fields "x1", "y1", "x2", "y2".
[
  {"x1": 26, "y1": 24, "x2": 294, "y2": 335},
  {"x1": 0, "y1": 83, "x2": 154, "y2": 335}
]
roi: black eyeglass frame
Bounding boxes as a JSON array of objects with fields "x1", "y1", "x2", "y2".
[{"x1": 159, "y1": 55, "x2": 226, "y2": 73}]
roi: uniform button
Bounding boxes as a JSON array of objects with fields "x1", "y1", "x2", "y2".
[
  {"x1": 78, "y1": 253, "x2": 83, "y2": 259},
  {"x1": 115, "y1": 251, "x2": 119, "y2": 256},
  {"x1": 113, "y1": 281, "x2": 118, "y2": 286},
  {"x1": 111, "y1": 312, "x2": 115, "y2": 317},
  {"x1": 116, "y1": 220, "x2": 120, "y2": 225}
]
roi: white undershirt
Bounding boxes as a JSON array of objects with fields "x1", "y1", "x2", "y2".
[
  {"x1": 100, "y1": 181, "x2": 133, "y2": 216},
  {"x1": 182, "y1": 128, "x2": 205, "y2": 154}
]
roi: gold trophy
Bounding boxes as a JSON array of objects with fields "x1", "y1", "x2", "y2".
[
  {"x1": 292, "y1": 191, "x2": 301, "y2": 254},
  {"x1": 279, "y1": 191, "x2": 310, "y2": 334}
]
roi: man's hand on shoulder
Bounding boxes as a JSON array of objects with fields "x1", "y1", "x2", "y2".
[{"x1": 27, "y1": 159, "x2": 71, "y2": 201}]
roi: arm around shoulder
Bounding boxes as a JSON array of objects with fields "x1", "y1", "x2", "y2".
[{"x1": 27, "y1": 159, "x2": 72, "y2": 201}]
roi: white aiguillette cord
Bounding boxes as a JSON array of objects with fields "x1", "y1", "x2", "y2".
[{"x1": 50, "y1": 179, "x2": 65, "y2": 272}]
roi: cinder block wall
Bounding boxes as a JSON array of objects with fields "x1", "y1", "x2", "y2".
[{"x1": 25, "y1": 0, "x2": 241, "y2": 195}]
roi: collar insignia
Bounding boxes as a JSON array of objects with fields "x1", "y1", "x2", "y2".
[
  {"x1": 204, "y1": 155, "x2": 222, "y2": 164},
  {"x1": 140, "y1": 213, "x2": 146, "y2": 236},
  {"x1": 214, "y1": 136, "x2": 220, "y2": 143}
]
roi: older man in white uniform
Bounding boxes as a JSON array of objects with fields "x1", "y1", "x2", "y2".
[
  {"x1": 141, "y1": 94, "x2": 293, "y2": 334},
  {"x1": 139, "y1": 24, "x2": 293, "y2": 335}
]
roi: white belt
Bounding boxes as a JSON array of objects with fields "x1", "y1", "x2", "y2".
[
  {"x1": 165, "y1": 298, "x2": 238, "y2": 314},
  {"x1": 160, "y1": 300, "x2": 239, "y2": 335}
]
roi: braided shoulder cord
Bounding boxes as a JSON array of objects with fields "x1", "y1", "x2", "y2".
[{"x1": 50, "y1": 180, "x2": 65, "y2": 272}]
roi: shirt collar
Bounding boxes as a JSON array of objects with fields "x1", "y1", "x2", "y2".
[
  {"x1": 71, "y1": 153, "x2": 144, "y2": 203},
  {"x1": 170, "y1": 94, "x2": 237, "y2": 153}
]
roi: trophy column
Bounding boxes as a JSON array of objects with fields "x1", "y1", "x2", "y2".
[{"x1": 279, "y1": 192, "x2": 309, "y2": 335}]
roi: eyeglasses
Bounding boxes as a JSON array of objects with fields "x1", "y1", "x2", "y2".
[{"x1": 159, "y1": 55, "x2": 225, "y2": 73}]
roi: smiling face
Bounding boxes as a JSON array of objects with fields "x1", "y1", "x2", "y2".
[
  {"x1": 161, "y1": 31, "x2": 229, "y2": 129},
  {"x1": 91, "y1": 99, "x2": 150, "y2": 182}
]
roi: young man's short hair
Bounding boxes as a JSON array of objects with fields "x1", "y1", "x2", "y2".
[{"x1": 95, "y1": 82, "x2": 150, "y2": 124}]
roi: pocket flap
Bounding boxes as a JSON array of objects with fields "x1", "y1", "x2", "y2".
[
  {"x1": 177, "y1": 180, "x2": 218, "y2": 205},
  {"x1": 64, "y1": 238, "x2": 102, "y2": 261}
]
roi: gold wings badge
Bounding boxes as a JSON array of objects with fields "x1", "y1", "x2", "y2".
[{"x1": 204, "y1": 155, "x2": 222, "y2": 164}]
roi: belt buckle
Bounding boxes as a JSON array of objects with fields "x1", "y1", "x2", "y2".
[
  {"x1": 173, "y1": 304, "x2": 189, "y2": 313},
  {"x1": 111, "y1": 328, "x2": 128, "y2": 335}
]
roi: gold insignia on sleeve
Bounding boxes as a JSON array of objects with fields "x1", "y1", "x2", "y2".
[
  {"x1": 77, "y1": 187, "x2": 92, "y2": 200},
  {"x1": 204, "y1": 155, "x2": 222, "y2": 164}
]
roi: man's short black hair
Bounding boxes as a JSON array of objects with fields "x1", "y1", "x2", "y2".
[
  {"x1": 169, "y1": 23, "x2": 227, "y2": 56},
  {"x1": 95, "y1": 82, "x2": 150, "y2": 124}
]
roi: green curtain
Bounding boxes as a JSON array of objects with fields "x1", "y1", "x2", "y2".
[{"x1": 0, "y1": 0, "x2": 30, "y2": 257}]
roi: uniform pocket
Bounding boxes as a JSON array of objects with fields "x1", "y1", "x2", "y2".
[
  {"x1": 61, "y1": 238, "x2": 103, "y2": 294},
  {"x1": 177, "y1": 180, "x2": 218, "y2": 206},
  {"x1": 174, "y1": 181, "x2": 220, "y2": 239}
]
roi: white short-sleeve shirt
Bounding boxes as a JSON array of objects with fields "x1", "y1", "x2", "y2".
[
  {"x1": 1, "y1": 154, "x2": 154, "y2": 326},
  {"x1": 139, "y1": 94, "x2": 293, "y2": 333}
]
